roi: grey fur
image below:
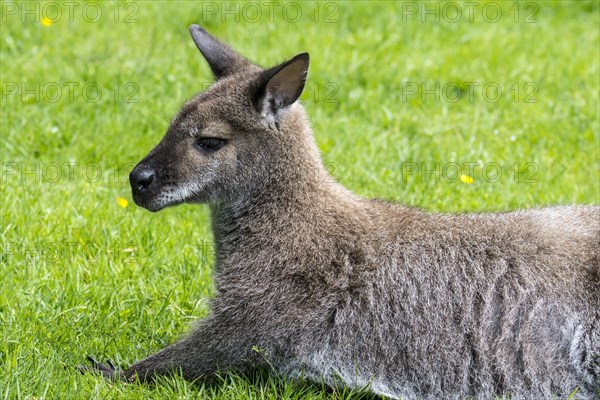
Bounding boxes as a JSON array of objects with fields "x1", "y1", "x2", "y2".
[{"x1": 94, "y1": 25, "x2": 600, "y2": 399}]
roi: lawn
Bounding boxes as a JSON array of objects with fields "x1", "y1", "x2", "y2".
[{"x1": 1, "y1": 1, "x2": 599, "y2": 399}]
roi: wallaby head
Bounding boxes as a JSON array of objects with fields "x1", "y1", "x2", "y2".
[{"x1": 130, "y1": 25, "x2": 312, "y2": 212}]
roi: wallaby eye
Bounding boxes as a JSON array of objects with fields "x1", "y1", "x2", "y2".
[{"x1": 195, "y1": 137, "x2": 226, "y2": 152}]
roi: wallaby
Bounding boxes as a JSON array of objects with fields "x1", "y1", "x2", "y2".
[{"x1": 83, "y1": 24, "x2": 600, "y2": 399}]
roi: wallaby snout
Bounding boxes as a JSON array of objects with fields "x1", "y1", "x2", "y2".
[
  {"x1": 129, "y1": 144, "x2": 192, "y2": 212},
  {"x1": 129, "y1": 141, "x2": 185, "y2": 212},
  {"x1": 130, "y1": 164, "x2": 156, "y2": 200}
]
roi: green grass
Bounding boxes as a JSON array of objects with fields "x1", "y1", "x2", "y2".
[{"x1": 1, "y1": 1, "x2": 599, "y2": 399}]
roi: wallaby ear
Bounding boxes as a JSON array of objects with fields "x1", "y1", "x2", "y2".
[
  {"x1": 189, "y1": 24, "x2": 252, "y2": 80},
  {"x1": 255, "y1": 52, "x2": 310, "y2": 120}
]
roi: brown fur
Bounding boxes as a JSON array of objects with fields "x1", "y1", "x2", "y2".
[{"x1": 86, "y1": 25, "x2": 600, "y2": 399}]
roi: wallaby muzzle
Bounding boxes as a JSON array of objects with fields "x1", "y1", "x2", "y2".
[{"x1": 130, "y1": 162, "x2": 161, "y2": 211}]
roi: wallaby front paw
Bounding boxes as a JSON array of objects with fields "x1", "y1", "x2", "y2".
[{"x1": 78, "y1": 356, "x2": 123, "y2": 381}]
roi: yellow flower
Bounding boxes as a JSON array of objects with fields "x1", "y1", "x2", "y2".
[
  {"x1": 41, "y1": 17, "x2": 54, "y2": 27},
  {"x1": 460, "y1": 174, "x2": 474, "y2": 184},
  {"x1": 117, "y1": 197, "x2": 129, "y2": 208}
]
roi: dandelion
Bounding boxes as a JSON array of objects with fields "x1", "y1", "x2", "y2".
[
  {"x1": 117, "y1": 197, "x2": 129, "y2": 208},
  {"x1": 41, "y1": 17, "x2": 54, "y2": 27},
  {"x1": 460, "y1": 175, "x2": 474, "y2": 184}
]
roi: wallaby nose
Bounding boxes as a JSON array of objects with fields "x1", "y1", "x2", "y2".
[{"x1": 130, "y1": 166, "x2": 156, "y2": 191}]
